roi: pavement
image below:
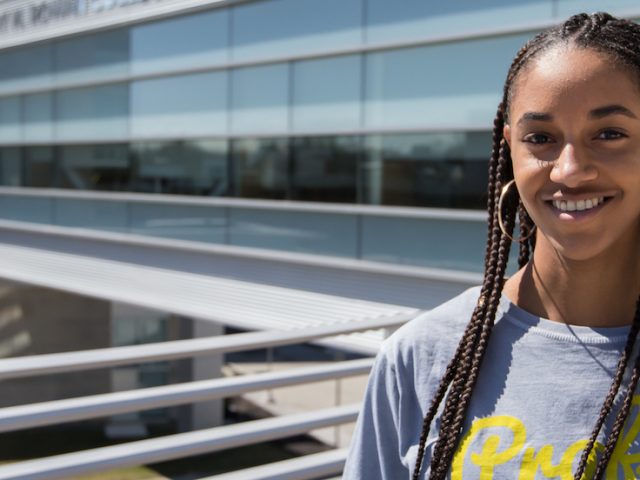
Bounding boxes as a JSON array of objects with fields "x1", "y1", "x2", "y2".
[{"x1": 222, "y1": 360, "x2": 371, "y2": 449}]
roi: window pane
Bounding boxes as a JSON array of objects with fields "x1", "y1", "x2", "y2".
[
  {"x1": 0, "y1": 96, "x2": 21, "y2": 143},
  {"x1": 232, "y1": 0, "x2": 362, "y2": 62},
  {"x1": 55, "y1": 29, "x2": 129, "y2": 84},
  {"x1": 366, "y1": 0, "x2": 552, "y2": 44},
  {"x1": 364, "y1": 34, "x2": 532, "y2": 130},
  {"x1": 0, "y1": 44, "x2": 53, "y2": 94},
  {"x1": 56, "y1": 83, "x2": 129, "y2": 141},
  {"x1": 24, "y1": 146, "x2": 55, "y2": 187},
  {"x1": 24, "y1": 92, "x2": 54, "y2": 142},
  {"x1": 291, "y1": 136, "x2": 359, "y2": 203},
  {"x1": 59, "y1": 144, "x2": 130, "y2": 191},
  {"x1": 0, "y1": 148, "x2": 22, "y2": 186},
  {"x1": 229, "y1": 208, "x2": 358, "y2": 257},
  {"x1": 131, "y1": 10, "x2": 229, "y2": 76},
  {"x1": 131, "y1": 72, "x2": 227, "y2": 138},
  {"x1": 130, "y1": 140, "x2": 228, "y2": 195},
  {"x1": 231, "y1": 138, "x2": 289, "y2": 199},
  {"x1": 557, "y1": 1, "x2": 639, "y2": 17},
  {"x1": 292, "y1": 55, "x2": 362, "y2": 132},
  {"x1": 131, "y1": 203, "x2": 227, "y2": 243},
  {"x1": 231, "y1": 64, "x2": 288, "y2": 134},
  {"x1": 363, "y1": 132, "x2": 491, "y2": 208},
  {"x1": 362, "y1": 216, "x2": 486, "y2": 272},
  {"x1": 55, "y1": 198, "x2": 129, "y2": 231}
]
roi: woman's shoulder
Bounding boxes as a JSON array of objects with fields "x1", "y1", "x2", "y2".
[{"x1": 379, "y1": 286, "x2": 481, "y2": 364}]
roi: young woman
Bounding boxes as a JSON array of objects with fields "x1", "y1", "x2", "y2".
[{"x1": 343, "y1": 12, "x2": 640, "y2": 480}]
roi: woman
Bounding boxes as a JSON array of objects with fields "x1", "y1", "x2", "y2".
[{"x1": 343, "y1": 12, "x2": 640, "y2": 480}]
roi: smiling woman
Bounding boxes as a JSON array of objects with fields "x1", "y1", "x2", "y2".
[{"x1": 344, "y1": 12, "x2": 640, "y2": 480}]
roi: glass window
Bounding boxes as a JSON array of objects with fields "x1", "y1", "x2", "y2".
[
  {"x1": 24, "y1": 92, "x2": 54, "y2": 142},
  {"x1": 24, "y1": 146, "x2": 56, "y2": 188},
  {"x1": 0, "y1": 96, "x2": 21, "y2": 143},
  {"x1": 0, "y1": 44, "x2": 53, "y2": 94},
  {"x1": 229, "y1": 208, "x2": 358, "y2": 257},
  {"x1": 231, "y1": 138, "x2": 289, "y2": 199},
  {"x1": 55, "y1": 29, "x2": 129, "y2": 84},
  {"x1": 364, "y1": 34, "x2": 532, "y2": 130},
  {"x1": 0, "y1": 148, "x2": 22, "y2": 186},
  {"x1": 366, "y1": 0, "x2": 552, "y2": 44},
  {"x1": 291, "y1": 136, "x2": 360, "y2": 203},
  {"x1": 557, "y1": 1, "x2": 640, "y2": 17},
  {"x1": 131, "y1": 72, "x2": 227, "y2": 138},
  {"x1": 231, "y1": 64, "x2": 288, "y2": 134},
  {"x1": 130, "y1": 140, "x2": 228, "y2": 195},
  {"x1": 292, "y1": 55, "x2": 362, "y2": 132},
  {"x1": 55, "y1": 83, "x2": 129, "y2": 141},
  {"x1": 363, "y1": 132, "x2": 491, "y2": 208},
  {"x1": 130, "y1": 203, "x2": 227, "y2": 243},
  {"x1": 59, "y1": 144, "x2": 130, "y2": 191},
  {"x1": 55, "y1": 198, "x2": 129, "y2": 231},
  {"x1": 232, "y1": 0, "x2": 362, "y2": 62},
  {"x1": 361, "y1": 216, "x2": 487, "y2": 272},
  {"x1": 131, "y1": 9, "x2": 229, "y2": 76}
]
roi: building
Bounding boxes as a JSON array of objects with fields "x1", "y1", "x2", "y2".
[{"x1": 0, "y1": 0, "x2": 637, "y2": 475}]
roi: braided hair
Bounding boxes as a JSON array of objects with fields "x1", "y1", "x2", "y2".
[{"x1": 412, "y1": 12, "x2": 640, "y2": 480}]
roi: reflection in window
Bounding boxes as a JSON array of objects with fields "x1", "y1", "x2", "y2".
[
  {"x1": 24, "y1": 92, "x2": 54, "y2": 142},
  {"x1": 231, "y1": 138, "x2": 289, "y2": 199},
  {"x1": 232, "y1": 0, "x2": 362, "y2": 61},
  {"x1": 24, "y1": 147, "x2": 55, "y2": 187},
  {"x1": 55, "y1": 29, "x2": 129, "y2": 84},
  {"x1": 131, "y1": 9, "x2": 229, "y2": 75},
  {"x1": 131, "y1": 72, "x2": 227, "y2": 138},
  {"x1": 131, "y1": 140, "x2": 228, "y2": 195},
  {"x1": 0, "y1": 148, "x2": 22, "y2": 186},
  {"x1": 231, "y1": 64, "x2": 288, "y2": 134},
  {"x1": 56, "y1": 83, "x2": 129, "y2": 141},
  {"x1": 364, "y1": 34, "x2": 531, "y2": 130},
  {"x1": 59, "y1": 144, "x2": 130, "y2": 191},
  {"x1": 291, "y1": 136, "x2": 359, "y2": 203},
  {"x1": 0, "y1": 96, "x2": 21, "y2": 142},
  {"x1": 363, "y1": 132, "x2": 491, "y2": 208},
  {"x1": 0, "y1": 44, "x2": 53, "y2": 93},
  {"x1": 292, "y1": 55, "x2": 362, "y2": 132},
  {"x1": 366, "y1": 0, "x2": 551, "y2": 43}
]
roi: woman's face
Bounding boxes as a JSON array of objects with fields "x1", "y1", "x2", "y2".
[{"x1": 504, "y1": 46, "x2": 640, "y2": 262}]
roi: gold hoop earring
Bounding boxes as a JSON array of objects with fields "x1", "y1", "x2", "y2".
[{"x1": 497, "y1": 179, "x2": 536, "y2": 243}]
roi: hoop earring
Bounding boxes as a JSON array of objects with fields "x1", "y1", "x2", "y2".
[{"x1": 497, "y1": 179, "x2": 536, "y2": 243}]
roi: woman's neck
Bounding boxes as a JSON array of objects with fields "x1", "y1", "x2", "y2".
[{"x1": 504, "y1": 238, "x2": 640, "y2": 328}]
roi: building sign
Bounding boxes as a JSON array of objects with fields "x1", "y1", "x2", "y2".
[{"x1": 0, "y1": 0, "x2": 163, "y2": 34}]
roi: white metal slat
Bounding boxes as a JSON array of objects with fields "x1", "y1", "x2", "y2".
[
  {"x1": 0, "y1": 404, "x2": 360, "y2": 480},
  {"x1": 0, "y1": 316, "x2": 404, "y2": 379},
  {"x1": 202, "y1": 448, "x2": 348, "y2": 480},
  {"x1": 0, "y1": 359, "x2": 373, "y2": 433}
]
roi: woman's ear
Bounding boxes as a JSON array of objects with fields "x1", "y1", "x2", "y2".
[{"x1": 503, "y1": 124, "x2": 512, "y2": 148}]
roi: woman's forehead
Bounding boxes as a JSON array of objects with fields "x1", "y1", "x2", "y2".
[{"x1": 509, "y1": 46, "x2": 640, "y2": 116}]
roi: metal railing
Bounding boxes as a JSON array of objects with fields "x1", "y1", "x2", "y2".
[{"x1": 0, "y1": 316, "x2": 406, "y2": 480}]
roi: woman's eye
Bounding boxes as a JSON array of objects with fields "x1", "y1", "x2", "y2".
[
  {"x1": 596, "y1": 129, "x2": 626, "y2": 140},
  {"x1": 522, "y1": 133, "x2": 552, "y2": 145}
]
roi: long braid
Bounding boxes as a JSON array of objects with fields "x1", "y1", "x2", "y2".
[
  {"x1": 412, "y1": 11, "x2": 640, "y2": 479},
  {"x1": 595, "y1": 342, "x2": 640, "y2": 479},
  {"x1": 429, "y1": 143, "x2": 516, "y2": 478},
  {"x1": 411, "y1": 105, "x2": 506, "y2": 479},
  {"x1": 573, "y1": 298, "x2": 640, "y2": 479}
]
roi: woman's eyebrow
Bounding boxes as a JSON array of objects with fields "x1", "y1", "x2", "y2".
[
  {"x1": 517, "y1": 112, "x2": 552, "y2": 125},
  {"x1": 589, "y1": 104, "x2": 637, "y2": 119}
]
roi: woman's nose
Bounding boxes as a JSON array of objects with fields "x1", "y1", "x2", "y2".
[{"x1": 548, "y1": 143, "x2": 598, "y2": 187}]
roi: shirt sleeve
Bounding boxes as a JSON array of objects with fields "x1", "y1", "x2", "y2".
[{"x1": 342, "y1": 343, "x2": 409, "y2": 479}]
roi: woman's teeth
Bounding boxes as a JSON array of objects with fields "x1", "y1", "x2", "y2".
[{"x1": 552, "y1": 197, "x2": 604, "y2": 212}]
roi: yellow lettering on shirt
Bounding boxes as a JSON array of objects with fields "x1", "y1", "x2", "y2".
[{"x1": 445, "y1": 395, "x2": 640, "y2": 479}]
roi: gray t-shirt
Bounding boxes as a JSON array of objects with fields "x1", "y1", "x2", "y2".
[{"x1": 343, "y1": 286, "x2": 640, "y2": 479}]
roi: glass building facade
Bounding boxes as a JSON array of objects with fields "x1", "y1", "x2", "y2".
[{"x1": 0, "y1": 0, "x2": 637, "y2": 268}]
